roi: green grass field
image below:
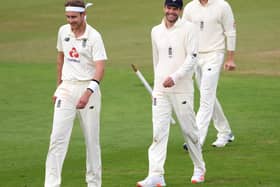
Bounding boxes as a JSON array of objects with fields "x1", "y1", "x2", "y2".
[{"x1": 0, "y1": 0, "x2": 280, "y2": 186}]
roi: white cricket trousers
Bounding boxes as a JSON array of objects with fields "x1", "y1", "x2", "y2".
[
  {"x1": 195, "y1": 52, "x2": 232, "y2": 145},
  {"x1": 148, "y1": 92, "x2": 206, "y2": 176},
  {"x1": 44, "y1": 81, "x2": 102, "y2": 187}
]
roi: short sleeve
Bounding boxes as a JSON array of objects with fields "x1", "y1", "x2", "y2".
[{"x1": 92, "y1": 35, "x2": 107, "y2": 62}]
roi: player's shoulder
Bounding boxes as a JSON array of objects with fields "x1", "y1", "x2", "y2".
[
  {"x1": 183, "y1": 0, "x2": 199, "y2": 17},
  {"x1": 216, "y1": 0, "x2": 232, "y2": 9},
  {"x1": 184, "y1": 0, "x2": 198, "y2": 9},
  {"x1": 58, "y1": 24, "x2": 71, "y2": 33},
  {"x1": 86, "y1": 24, "x2": 102, "y2": 38},
  {"x1": 152, "y1": 22, "x2": 162, "y2": 31},
  {"x1": 151, "y1": 22, "x2": 162, "y2": 35},
  {"x1": 186, "y1": 0, "x2": 197, "y2": 6}
]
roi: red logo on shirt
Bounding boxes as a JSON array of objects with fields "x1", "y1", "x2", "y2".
[{"x1": 69, "y1": 47, "x2": 79, "y2": 58}]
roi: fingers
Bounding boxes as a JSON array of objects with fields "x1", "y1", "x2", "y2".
[
  {"x1": 228, "y1": 65, "x2": 236, "y2": 71},
  {"x1": 76, "y1": 103, "x2": 85, "y2": 109},
  {"x1": 163, "y1": 80, "x2": 172, "y2": 87},
  {"x1": 52, "y1": 96, "x2": 57, "y2": 104},
  {"x1": 76, "y1": 90, "x2": 92, "y2": 109},
  {"x1": 76, "y1": 100, "x2": 87, "y2": 109},
  {"x1": 163, "y1": 80, "x2": 169, "y2": 87},
  {"x1": 224, "y1": 63, "x2": 236, "y2": 71},
  {"x1": 163, "y1": 77, "x2": 175, "y2": 88}
]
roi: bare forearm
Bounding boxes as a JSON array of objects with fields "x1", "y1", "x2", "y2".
[
  {"x1": 224, "y1": 50, "x2": 236, "y2": 71},
  {"x1": 92, "y1": 61, "x2": 105, "y2": 82},
  {"x1": 226, "y1": 50, "x2": 234, "y2": 62},
  {"x1": 56, "y1": 52, "x2": 64, "y2": 86},
  {"x1": 77, "y1": 61, "x2": 105, "y2": 109}
]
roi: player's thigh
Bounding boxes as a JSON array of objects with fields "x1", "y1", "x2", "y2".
[
  {"x1": 78, "y1": 90, "x2": 101, "y2": 138},
  {"x1": 172, "y1": 93, "x2": 195, "y2": 123},
  {"x1": 200, "y1": 53, "x2": 224, "y2": 92},
  {"x1": 152, "y1": 93, "x2": 172, "y2": 140},
  {"x1": 172, "y1": 93, "x2": 198, "y2": 138},
  {"x1": 51, "y1": 106, "x2": 76, "y2": 142}
]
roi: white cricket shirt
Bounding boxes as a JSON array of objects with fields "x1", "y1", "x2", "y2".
[
  {"x1": 57, "y1": 24, "x2": 107, "y2": 81},
  {"x1": 182, "y1": 0, "x2": 236, "y2": 53},
  {"x1": 151, "y1": 18, "x2": 198, "y2": 93}
]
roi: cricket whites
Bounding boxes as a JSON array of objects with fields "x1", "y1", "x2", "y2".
[{"x1": 131, "y1": 64, "x2": 176, "y2": 125}]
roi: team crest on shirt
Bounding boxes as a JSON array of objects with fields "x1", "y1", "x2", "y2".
[
  {"x1": 200, "y1": 21, "x2": 204, "y2": 31},
  {"x1": 56, "y1": 99, "x2": 61, "y2": 108},
  {"x1": 82, "y1": 39, "x2": 87, "y2": 47},
  {"x1": 67, "y1": 47, "x2": 80, "y2": 63},
  {"x1": 69, "y1": 47, "x2": 79, "y2": 58},
  {"x1": 153, "y1": 98, "x2": 157, "y2": 106},
  {"x1": 168, "y1": 46, "x2": 173, "y2": 58}
]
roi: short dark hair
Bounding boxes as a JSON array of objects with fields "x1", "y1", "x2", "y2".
[
  {"x1": 164, "y1": 0, "x2": 183, "y2": 9},
  {"x1": 64, "y1": 0, "x2": 85, "y2": 8}
]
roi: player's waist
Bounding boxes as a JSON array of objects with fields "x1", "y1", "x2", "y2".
[
  {"x1": 62, "y1": 80, "x2": 91, "y2": 85},
  {"x1": 198, "y1": 49, "x2": 224, "y2": 55}
]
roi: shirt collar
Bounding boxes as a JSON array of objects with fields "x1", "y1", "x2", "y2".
[
  {"x1": 161, "y1": 17, "x2": 183, "y2": 30},
  {"x1": 67, "y1": 24, "x2": 89, "y2": 40},
  {"x1": 196, "y1": 0, "x2": 216, "y2": 6}
]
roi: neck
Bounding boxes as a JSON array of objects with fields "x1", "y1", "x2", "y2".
[
  {"x1": 72, "y1": 21, "x2": 86, "y2": 37},
  {"x1": 164, "y1": 18, "x2": 176, "y2": 29},
  {"x1": 199, "y1": 0, "x2": 208, "y2": 6}
]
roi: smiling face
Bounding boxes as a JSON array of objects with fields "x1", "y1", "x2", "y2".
[
  {"x1": 164, "y1": 5, "x2": 181, "y2": 24},
  {"x1": 65, "y1": 11, "x2": 85, "y2": 30}
]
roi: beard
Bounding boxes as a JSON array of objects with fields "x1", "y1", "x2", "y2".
[
  {"x1": 70, "y1": 20, "x2": 83, "y2": 30},
  {"x1": 165, "y1": 13, "x2": 179, "y2": 23}
]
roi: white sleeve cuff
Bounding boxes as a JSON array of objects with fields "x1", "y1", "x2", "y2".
[
  {"x1": 87, "y1": 80, "x2": 99, "y2": 93},
  {"x1": 170, "y1": 74, "x2": 177, "y2": 85}
]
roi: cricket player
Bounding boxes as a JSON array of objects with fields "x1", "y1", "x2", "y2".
[
  {"x1": 182, "y1": 0, "x2": 236, "y2": 147},
  {"x1": 44, "y1": 0, "x2": 107, "y2": 187},
  {"x1": 137, "y1": 0, "x2": 206, "y2": 186}
]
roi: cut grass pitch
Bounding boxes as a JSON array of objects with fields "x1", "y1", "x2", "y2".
[
  {"x1": 0, "y1": 64, "x2": 279, "y2": 186},
  {"x1": 0, "y1": 0, "x2": 280, "y2": 186}
]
